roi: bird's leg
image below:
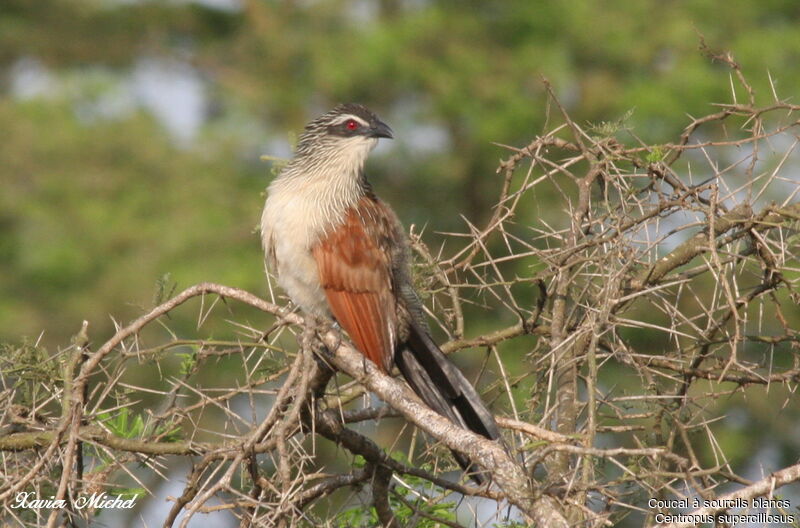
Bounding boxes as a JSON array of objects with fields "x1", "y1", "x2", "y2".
[
  {"x1": 314, "y1": 318, "x2": 343, "y2": 356},
  {"x1": 300, "y1": 315, "x2": 342, "y2": 363},
  {"x1": 309, "y1": 320, "x2": 369, "y2": 375},
  {"x1": 316, "y1": 320, "x2": 371, "y2": 379}
]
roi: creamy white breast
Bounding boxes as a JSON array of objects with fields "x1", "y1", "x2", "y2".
[{"x1": 260, "y1": 142, "x2": 372, "y2": 316}]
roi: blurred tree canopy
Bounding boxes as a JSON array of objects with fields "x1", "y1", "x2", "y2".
[
  {"x1": 2, "y1": 2, "x2": 800, "y2": 526},
  {"x1": 2, "y1": 0, "x2": 800, "y2": 346}
]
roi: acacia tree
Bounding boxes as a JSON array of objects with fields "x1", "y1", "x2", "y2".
[{"x1": 2, "y1": 54, "x2": 799, "y2": 528}]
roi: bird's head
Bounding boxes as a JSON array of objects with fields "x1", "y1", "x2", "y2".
[{"x1": 294, "y1": 104, "x2": 393, "y2": 170}]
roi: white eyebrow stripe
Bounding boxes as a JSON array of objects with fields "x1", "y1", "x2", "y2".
[{"x1": 334, "y1": 115, "x2": 370, "y2": 127}]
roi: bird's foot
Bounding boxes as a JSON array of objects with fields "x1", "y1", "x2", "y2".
[
  {"x1": 314, "y1": 320, "x2": 343, "y2": 356},
  {"x1": 300, "y1": 318, "x2": 341, "y2": 364}
]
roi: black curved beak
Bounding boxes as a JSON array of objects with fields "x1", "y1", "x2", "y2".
[{"x1": 370, "y1": 120, "x2": 394, "y2": 139}]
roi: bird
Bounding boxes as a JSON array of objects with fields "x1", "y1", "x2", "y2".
[{"x1": 260, "y1": 103, "x2": 499, "y2": 482}]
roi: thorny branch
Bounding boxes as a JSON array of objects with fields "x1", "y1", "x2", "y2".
[{"x1": 2, "y1": 58, "x2": 800, "y2": 527}]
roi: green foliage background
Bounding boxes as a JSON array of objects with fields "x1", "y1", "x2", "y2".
[
  {"x1": 3, "y1": 0, "x2": 799, "y2": 347},
  {"x1": 0, "y1": 0, "x2": 800, "y2": 346},
  {"x1": 1, "y1": 1, "x2": 799, "y2": 524}
]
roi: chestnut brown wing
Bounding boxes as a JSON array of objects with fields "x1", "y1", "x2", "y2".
[{"x1": 312, "y1": 200, "x2": 396, "y2": 372}]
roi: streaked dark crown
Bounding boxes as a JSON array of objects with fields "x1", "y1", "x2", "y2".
[
  {"x1": 295, "y1": 103, "x2": 391, "y2": 156},
  {"x1": 318, "y1": 103, "x2": 380, "y2": 129}
]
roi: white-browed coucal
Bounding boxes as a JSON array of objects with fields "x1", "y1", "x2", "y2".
[{"x1": 261, "y1": 103, "x2": 499, "y2": 482}]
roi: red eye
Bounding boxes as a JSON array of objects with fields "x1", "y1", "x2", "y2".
[{"x1": 345, "y1": 119, "x2": 359, "y2": 131}]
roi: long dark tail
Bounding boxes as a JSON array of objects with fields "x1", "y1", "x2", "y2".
[{"x1": 394, "y1": 319, "x2": 500, "y2": 484}]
